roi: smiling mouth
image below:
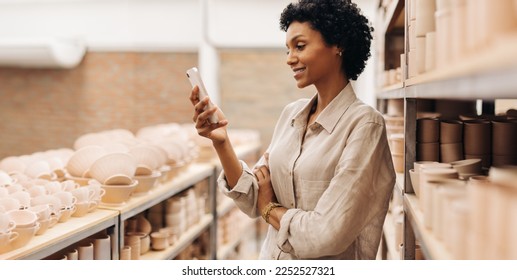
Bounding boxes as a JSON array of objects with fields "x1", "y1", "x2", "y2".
[{"x1": 293, "y1": 67, "x2": 306, "y2": 77}]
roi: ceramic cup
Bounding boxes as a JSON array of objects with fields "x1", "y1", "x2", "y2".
[
  {"x1": 417, "y1": 142, "x2": 440, "y2": 161},
  {"x1": 71, "y1": 187, "x2": 95, "y2": 203},
  {"x1": 491, "y1": 120, "x2": 517, "y2": 156},
  {"x1": 67, "y1": 248, "x2": 79, "y2": 260},
  {"x1": 440, "y1": 120, "x2": 463, "y2": 144},
  {"x1": 72, "y1": 201, "x2": 97, "y2": 217},
  {"x1": 0, "y1": 197, "x2": 21, "y2": 212},
  {"x1": 417, "y1": 118, "x2": 440, "y2": 143},
  {"x1": 78, "y1": 242, "x2": 94, "y2": 260},
  {"x1": 0, "y1": 231, "x2": 19, "y2": 248},
  {"x1": 0, "y1": 212, "x2": 15, "y2": 233},
  {"x1": 463, "y1": 120, "x2": 492, "y2": 155},
  {"x1": 150, "y1": 232, "x2": 169, "y2": 251},
  {"x1": 9, "y1": 191, "x2": 31, "y2": 209},
  {"x1": 120, "y1": 245, "x2": 132, "y2": 260},
  {"x1": 440, "y1": 143, "x2": 464, "y2": 163},
  {"x1": 93, "y1": 234, "x2": 111, "y2": 260}
]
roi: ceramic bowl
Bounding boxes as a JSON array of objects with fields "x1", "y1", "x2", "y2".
[
  {"x1": 133, "y1": 171, "x2": 161, "y2": 195},
  {"x1": 129, "y1": 146, "x2": 161, "y2": 175},
  {"x1": 0, "y1": 171, "x2": 15, "y2": 186},
  {"x1": 66, "y1": 145, "x2": 107, "y2": 178},
  {"x1": 450, "y1": 159, "x2": 482, "y2": 175},
  {"x1": 63, "y1": 175, "x2": 91, "y2": 187},
  {"x1": 89, "y1": 153, "x2": 137, "y2": 185},
  {"x1": 0, "y1": 157, "x2": 26, "y2": 175},
  {"x1": 464, "y1": 154, "x2": 491, "y2": 169},
  {"x1": 100, "y1": 180, "x2": 138, "y2": 205},
  {"x1": 24, "y1": 160, "x2": 52, "y2": 180},
  {"x1": 73, "y1": 133, "x2": 108, "y2": 150},
  {"x1": 104, "y1": 174, "x2": 133, "y2": 185}
]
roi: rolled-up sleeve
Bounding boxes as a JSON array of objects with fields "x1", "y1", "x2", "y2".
[
  {"x1": 275, "y1": 122, "x2": 395, "y2": 258},
  {"x1": 217, "y1": 160, "x2": 261, "y2": 218}
]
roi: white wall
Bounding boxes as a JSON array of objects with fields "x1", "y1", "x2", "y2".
[
  {"x1": 0, "y1": 0, "x2": 290, "y2": 51},
  {"x1": 0, "y1": 0, "x2": 377, "y2": 106}
]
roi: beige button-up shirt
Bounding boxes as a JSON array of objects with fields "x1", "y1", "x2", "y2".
[{"x1": 218, "y1": 83, "x2": 396, "y2": 259}]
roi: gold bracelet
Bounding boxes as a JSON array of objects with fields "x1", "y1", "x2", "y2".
[{"x1": 261, "y1": 202, "x2": 282, "y2": 224}]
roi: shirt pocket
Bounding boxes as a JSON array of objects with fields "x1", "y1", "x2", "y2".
[{"x1": 299, "y1": 180, "x2": 330, "y2": 210}]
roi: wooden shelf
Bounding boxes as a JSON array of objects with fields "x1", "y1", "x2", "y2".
[
  {"x1": 99, "y1": 163, "x2": 214, "y2": 220},
  {"x1": 377, "y1": 83, "x2": 405, "y2": 99},
  {"x1": 405, "y1": 35, "x2": 517, "y2": 100},
  {"x1": 403, "y1": 194, "x2": 454, "y2": 260},
  {"x1": 380, "y1": 0, "x2": 405, "y2": 34},
  {"x1": 382, "y1": 211, "x2": 400, "y2": 260},
  {"x1": 139, "y1": 214, "x2": 213, "y2": 260},
  {"x1": 395, "y1": 172, "x2": 404, "y2": 196},
  {"x1": 216, "y1": 218, "x2": 258, "y2": 260},
  {"x1": 0, "y1": 209, "x2": 119, "y2": 260}
]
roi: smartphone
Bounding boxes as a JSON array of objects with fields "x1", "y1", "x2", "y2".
[{"x1": 186, "y1": 67, "x2": 219, "y2": 124}]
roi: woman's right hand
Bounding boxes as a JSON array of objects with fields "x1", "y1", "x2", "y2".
[{"x1": 189, "y1": 86, "x2": 229, "y2": 145}]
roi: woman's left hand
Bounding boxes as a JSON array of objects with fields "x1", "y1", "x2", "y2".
[{"x1": 254, "y1": 153, "x2": 276, "y2": 212}]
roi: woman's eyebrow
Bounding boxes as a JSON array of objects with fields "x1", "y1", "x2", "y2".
[{"x1": 285, "y1": 34, "x2": 304, "y2": 47}]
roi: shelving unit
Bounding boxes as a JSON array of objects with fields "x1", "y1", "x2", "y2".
[
  {"x1": 139, "y1": 214, "x2": 213, "y2": 260},
  {"x1": 404, "y1": 194, "x2": 453, "y2": 259},
  {"x1": 375, "y1": 0, "x2": 517, "y2": 260},
  {"x1": 99, "y1": 162, "x2": 216, "y2": 260},
  {"x1": 0, "y1": 140, "x2": 262, "y2": 260},
  {"x1": 216, "y1": 217, "x2": 257, "y2": 260},
  {"x1": 216, "y1": 197, "x2": 236, "y2": 219},
  {"x1": 382, "y1": 211, "x2": 400, "y2": 260},
  {"x1": 0, "y1": 209, "x2": 119, "y2": 260},
  {"x1": 378, "y1": 83, "x2": 405, "y2": 99}
]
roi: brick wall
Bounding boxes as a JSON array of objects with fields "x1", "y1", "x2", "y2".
[
  {"x1": 0, "y1": 50, "x2": 313, "y2": 159},
  {"x1": 0, "y1": 53, "x2": 197, "y2": 158}
]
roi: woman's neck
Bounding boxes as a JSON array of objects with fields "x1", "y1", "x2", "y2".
[{"x1": 313, "y1": 75, "x2": 349, "y2": 114}]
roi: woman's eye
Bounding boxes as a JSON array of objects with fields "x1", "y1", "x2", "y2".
[{"x1": 296, "y1": 44, "x2": 305, "y2": 50}]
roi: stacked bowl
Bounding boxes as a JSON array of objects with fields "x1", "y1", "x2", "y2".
[{"x1": 88, "y1": 153, "x2": 138, "y2": 206}]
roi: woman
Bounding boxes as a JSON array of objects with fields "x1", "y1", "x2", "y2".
[{"x1": 190, "y1": 0, "x2": 395, "y2": 260}]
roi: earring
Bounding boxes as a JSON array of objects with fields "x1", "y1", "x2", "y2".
[{"x1": 338, "y1": 51, "x2": 342, "y2": 56}]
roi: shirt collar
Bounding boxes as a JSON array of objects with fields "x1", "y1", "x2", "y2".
[{"x1": 291, "y1": 82, "x2": 358, "y2": 134}]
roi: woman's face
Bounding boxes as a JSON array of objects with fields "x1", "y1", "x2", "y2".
[{"x1": 285, "y1": 21, "x2": 341, "y2": 89}]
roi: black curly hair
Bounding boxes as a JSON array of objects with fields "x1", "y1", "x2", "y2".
[{"x1": 279, "y1": 0, "x2": 373, "y2": 80}]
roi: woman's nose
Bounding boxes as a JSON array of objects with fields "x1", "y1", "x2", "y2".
[{"x1": 286, "y1": 51, "x2": 297, "y2": 65}]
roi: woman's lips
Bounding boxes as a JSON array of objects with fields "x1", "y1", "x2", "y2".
[{"x1": 293, "y1": 67, "x2": 306, "y2": 79}]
